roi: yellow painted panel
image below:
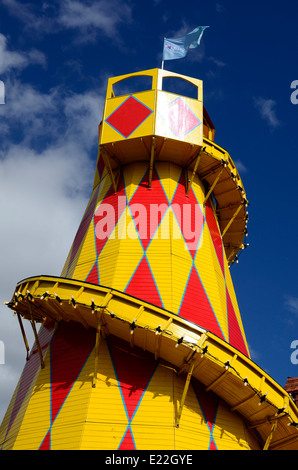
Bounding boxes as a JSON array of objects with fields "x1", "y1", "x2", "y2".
[
  {"x1": 175, "y1": 427, "x2": 213, "y2": 450},
  {"x1": 113, "y1": 253, "x2": 145, "y2": 293},
  {"x1": 97, "y1": 252, "x2": 120, "y2": 288},
  {"x1": 82, "y1": 424, "x2": 129, "y2": 450},
  {"x1": 87, "y1": 342, "x2": 128, "y2": 424},
  {"x1": 131, "y1": 363, "x2": 175, "y2": 449},
  {"x1": 123, "y1": 163, "x2": 148, "y2": 203},
  {"x1": 155, "y1": 162, "x2": 181, "y2": 204},
  {"x1": 52, "y1": 423, "x2": 86, "y2": 450},
  {"x1": 81, "y1": 340, "x2": 128, "y2": 450},
  {"x1": 71, "y1": 261, "x2": 96, "y2": 284},
  {"x1": 213, "y1": 400, "x2": 258, "y2": 450},
  {"x1": 77, "y1": 219, "x2": 96, "y2": 262},
  {"x1": 132, "y1": 425, "x2": 175, "y2": 450},
  {"x1": 97, "y1": 231, "x2": 121, "y2": 259},
  {"x1": 72, "y1": 220, "x2": 97, "y2": 278}
]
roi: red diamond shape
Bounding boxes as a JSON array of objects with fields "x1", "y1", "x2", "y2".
[
  {"x1": 168, "y1": 97, "x2": 201, "y2": 138},
  {"x1": 105, "y1": 96, "x2": 152, "y2": 138}
]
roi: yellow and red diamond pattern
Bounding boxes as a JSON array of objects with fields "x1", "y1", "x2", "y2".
[{"x1": 62, "y1": 160, "x2": 249, "y2": 358}]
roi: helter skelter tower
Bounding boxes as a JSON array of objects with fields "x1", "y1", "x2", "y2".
[{"x1": 1, "y1": 68, "x2": 298, "y2": 451}]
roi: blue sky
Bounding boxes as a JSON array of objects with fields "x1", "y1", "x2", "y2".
[{"x1": 0, "y1": 0, "x2": 298, "y2": 423}]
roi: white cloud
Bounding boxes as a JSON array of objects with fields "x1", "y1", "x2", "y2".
[
  {"x1": 63, "y1": 90, "x2": 104, "y2": 145},
  {"x1": 0, "y1": 143, "x2": 92, "y2": 282},
  {"x1": 58, "y1": 0, "x2": 132, "y2": 38},
  {"x1": 1, "y1": 0, "x2": 49, "y2": 30},
  {"x1": 1, "y1": 0, "x2": 132, "y2": 42},
  {"x1": 254, "y1": 97, "x2": 281, "y2": 128},
  {"x1": 0, "y1": 33, "x2": 46, "y2": 74},
  {"x1": 6, "y1": 81, "x2": 56, "y2": 116},
  {"x1": 0, "y1": 78, "x2": 104, "y2": 150},
  {"x1": 0, "y1": 80, "x2": 104, "y2": 286}
]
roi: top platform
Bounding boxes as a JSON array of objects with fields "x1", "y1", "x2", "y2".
[
  {"x1": 98, "y1": 68, "x2": 249, "y2": 263},
  {"x1": 100, "y1": 68, "x2": 203, "y2": 162}
]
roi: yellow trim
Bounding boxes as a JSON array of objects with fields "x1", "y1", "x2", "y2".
[
  {"x1": 203, "y1": 163, "x2": 226, "y2": 204},
  {"x1": 105, "y1": 68, "x2": 202, "y2": 100},
  {"x1": 175, "y1": 358, "x2": 196, "y2": 427}
]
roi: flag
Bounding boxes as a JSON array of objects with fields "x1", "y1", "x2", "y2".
[{"x1": 162, "y1": 26, "x2": 209, "y2": 61}]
